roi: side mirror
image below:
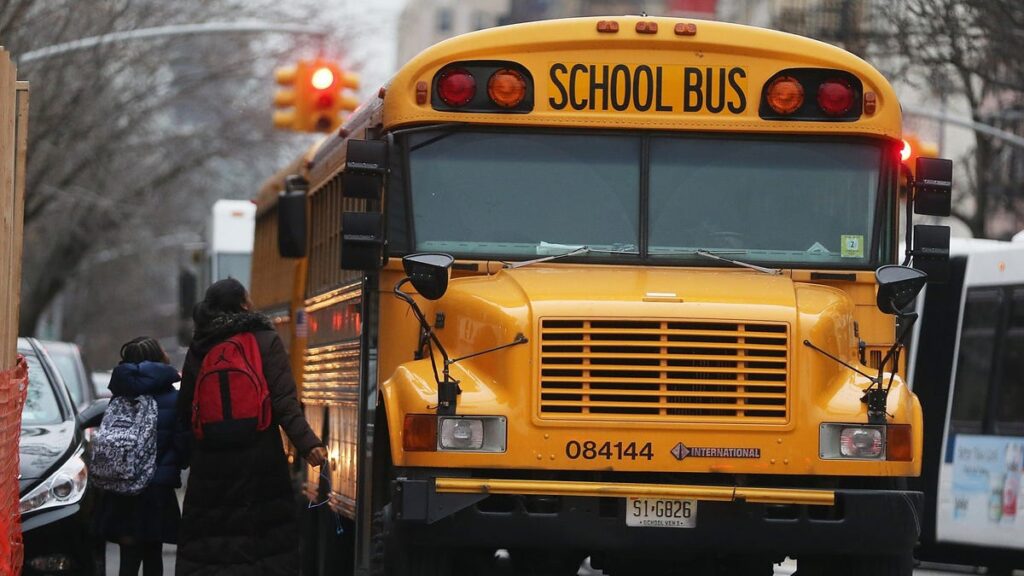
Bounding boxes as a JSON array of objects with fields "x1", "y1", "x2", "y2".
[
  {"x1": 875, "y1": 265, "x2": 927, "y2": 314},
  {"x1": 402, "y1": 253, "x2": 454, "y2": 300},
  {"x1": 342, "y1": 139, "x2": 388, "y2": 200},
  {"x1": 912, "y1": 224, "x2": 951, "y2": 283},
  {"x1": 913, "y1": 157, "x2": 952, "y2": 217},
  {"x1": 340, "y1": 212, "x2": 384, "y2": 270},
  {"x1": 78, "y1": 398, "x2": 109, "y2": 429},
  {"x1": 278, "y1": 175, "x2": 308, "y2": 258}
]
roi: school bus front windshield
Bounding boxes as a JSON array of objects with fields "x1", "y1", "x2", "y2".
[{"x1": 404, "y1": 129, "x2": 892, "y2": 268}]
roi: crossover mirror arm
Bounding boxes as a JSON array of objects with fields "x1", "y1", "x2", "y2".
[
  {"x1": 448, "y1": 334, "x2": 529, "y2": 365},
  {"x1": 802, "y1": 340, "x2": 878, "y2": 382}
]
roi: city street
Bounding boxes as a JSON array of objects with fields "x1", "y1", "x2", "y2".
[{"x1": 101, "y1": 545, "x2": 985, "y2": 576}]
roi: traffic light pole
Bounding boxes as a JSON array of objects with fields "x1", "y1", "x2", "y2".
[
  {"x1": 904, "y1": 104, "x2": 1024, "y2": 151},
  {"x1": 18, "y1": 21, "x2": 329, "y2": 64}
]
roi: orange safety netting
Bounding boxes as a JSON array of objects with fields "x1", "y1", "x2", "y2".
[{"x1": 0, "y1": 357, "x2": 27, "y2": 576}]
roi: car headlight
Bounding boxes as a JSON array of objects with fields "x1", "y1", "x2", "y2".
[{"x1": 19, "y1": 448, "x2": 88, "y2": 515}]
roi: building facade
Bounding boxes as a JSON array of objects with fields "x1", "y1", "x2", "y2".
[{"x1": 397, "y1": 0, "x2": 511, "y2": 67}]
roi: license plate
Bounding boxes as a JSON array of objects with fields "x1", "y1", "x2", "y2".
[{"x1": 626, "y1": 497, "x2": 697, "y2": 528}]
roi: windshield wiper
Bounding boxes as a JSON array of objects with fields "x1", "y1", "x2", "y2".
[
  {"x1": 695, "y1": 249, "x2": 781, "y2": 275},
  {"x1": 505, "y1": 245, "x2": 589, "y2": 269},
  {"x1": 505, "y1": 244, "x2": 637, "y2": 269}
]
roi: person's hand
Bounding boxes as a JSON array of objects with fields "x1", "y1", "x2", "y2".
[{"x1": 306, "y1": 446, "x2": 328, "y2": 467}]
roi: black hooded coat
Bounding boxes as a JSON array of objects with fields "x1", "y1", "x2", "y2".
[{"x1": 175, "y1": 312, "x2": 321, "y2": 576}]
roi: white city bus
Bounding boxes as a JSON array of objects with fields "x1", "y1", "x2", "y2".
[
  {"x1": 909, "y1": 236, "x2": 1024, "y2": 573},
  {"x1": 206, "y1": 199, "x2": 256, "y2": 288}
]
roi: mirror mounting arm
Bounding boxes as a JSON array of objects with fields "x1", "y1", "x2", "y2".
[
  {"x1": 902, "y1": 188, "x2": 914, "y2": 267},
  {"x1": 864, "y1": 308, "x2": 919, "y2": 424},
  {"x1": 394, "y1": 278, "x2": 461, "y2": 415}
]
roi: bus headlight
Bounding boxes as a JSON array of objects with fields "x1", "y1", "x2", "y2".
[
  {"x1": 819, "y1": 424, "x2": 885, "y2": 460},
  {"x1": 840, "y1": 427, "x2": 883, "y2": 458},
  {"x1": 438, "y1": 416, "x2": 506, "y2": 452}
]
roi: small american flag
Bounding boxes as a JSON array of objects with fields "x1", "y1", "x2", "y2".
[{"x1": 295, "y1": 308, "x2": 308, "y2": 339}]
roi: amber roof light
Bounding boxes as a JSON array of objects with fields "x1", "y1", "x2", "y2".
[
  {"x1": 488, "y1": 69, "x2": 527, "y2": 108},
  {"x1": 766, "y1": 76, "x2": 804, "y2": 115}
]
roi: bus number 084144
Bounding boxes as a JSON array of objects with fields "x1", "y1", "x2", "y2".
[{"x1": 565, "y1": 440, "x2": 654, "y2": 461}]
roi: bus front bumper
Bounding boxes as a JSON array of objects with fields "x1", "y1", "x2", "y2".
[{"x1": 393, "y1": 476, "x2": 922, "y2": 556}]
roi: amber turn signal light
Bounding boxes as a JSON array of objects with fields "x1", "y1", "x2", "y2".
[
  {"x1": 886, "y1": 424, "x2": 913, "y2": 462},
  {"x1": 403, "y1": 414, "x2": 437, "y2": 452},
  {"x1": 766, "y1": 76, "x2": 804, "y2": 115}
]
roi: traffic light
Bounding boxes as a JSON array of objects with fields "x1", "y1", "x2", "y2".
[
  {"x1": 900, "y1": 134, "x2": 939, "y2": 178},
  {"x1": 273, "y1": 59, "x2": 361, "y2": 133}
]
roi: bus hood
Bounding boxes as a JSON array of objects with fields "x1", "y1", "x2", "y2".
[{"x1": 435, "y1": 265, "x2": 857, "y2": 361}]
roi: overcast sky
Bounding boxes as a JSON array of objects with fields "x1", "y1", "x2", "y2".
[{"x1": 326, "y1": 0, "x2": 407, "y2": 96}]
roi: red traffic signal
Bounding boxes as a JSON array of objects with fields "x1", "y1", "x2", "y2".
[{"x1": 273, "y1": 59, "x2": 361, "y2": 133}]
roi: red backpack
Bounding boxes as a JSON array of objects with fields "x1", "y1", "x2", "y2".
[{"x1": 192, "y1": 333, "x2": 272, "y2": 445}]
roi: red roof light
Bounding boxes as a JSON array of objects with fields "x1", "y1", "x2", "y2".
[
  {"x1": 437, "y1": 68, "x2": 476, "y2": 107},
  {"x1": 817, "y1": 79, "x2": 855, "y2": 116}
]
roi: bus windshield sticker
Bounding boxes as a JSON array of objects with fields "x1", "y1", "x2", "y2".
[
  {"x1": 806, "y1": 242, "x2": 831, "y2": 255},
  {"x1": 547, "y1": 63, "x2": 748, "y2": 115},
  {"x1": 841, "y1": 235, "x2": 865, "y2": 258}
]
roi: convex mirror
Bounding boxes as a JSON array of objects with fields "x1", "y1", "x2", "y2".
[
  {"x1": 875, "y1": 265, "x2": 927, "y2": 314},
  {"x1": 402, "y1": 253, "x2": 454, "y2": 300}
]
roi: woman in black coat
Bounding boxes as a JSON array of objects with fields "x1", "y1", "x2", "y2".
[
  {"x1": 97, "y1": 337, "x2": 185, "y2": 576},
  {"x1": 175, "y1": 278, "x2": 326, "y2": 576}
]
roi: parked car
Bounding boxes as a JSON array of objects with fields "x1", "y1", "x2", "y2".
[
  {"x1": 38, "y1": 341, "x2": 97, "y2": 412},
  {"x1": 17, "y1": 337, "x2": 105, "y2": 576},
  {"x1": 89, "y1": 371, "x2": 112, "y2": 400}
]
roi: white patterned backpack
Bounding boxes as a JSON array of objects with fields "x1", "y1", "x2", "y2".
[{"x1": 89, "y1": 395, "x2": 158, "y2": 495}]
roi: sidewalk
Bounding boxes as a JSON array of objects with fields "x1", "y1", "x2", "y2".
[
  {"x1": 103, "y1": 483, "x2": 184, "y2": 574},
  {"x1": 104, "y1": 543, "x2": 175, "y2": 575}
]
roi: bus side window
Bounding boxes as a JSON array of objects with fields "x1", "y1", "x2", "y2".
[
  {"x1": 950, "y1": 288, "x2": 1004, "y2": 436},
  {"x1": 994, "y1": 287, "x2": 1024, "y2": 436}
]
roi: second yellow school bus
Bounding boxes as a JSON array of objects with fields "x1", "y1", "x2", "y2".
[{"x1": 252, "y1": 15, "x2": 954, "y2": 576}]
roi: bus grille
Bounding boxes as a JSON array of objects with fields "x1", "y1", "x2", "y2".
[{"x1": 538, "y1": 319, "x2": 789, "y2": 423}]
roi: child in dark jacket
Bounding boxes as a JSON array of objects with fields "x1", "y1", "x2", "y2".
[{"x1": 96, "y1": 337, "x2": 185, "y2": 576}]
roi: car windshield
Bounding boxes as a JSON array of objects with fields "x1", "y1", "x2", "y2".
[
  {"x1": 22, "y1": 354, "x2": 63, "y2": 426},
  {"x1": 405, "y1": 130, "x2": 889, "y2": 268},
  {"x1": 48, "y1": 351, "x2": 85, "y2": 407}
]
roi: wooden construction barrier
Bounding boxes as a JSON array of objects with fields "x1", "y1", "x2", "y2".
[{"x1": 0, "y1": 47, "x2": 30, "y2": 576}]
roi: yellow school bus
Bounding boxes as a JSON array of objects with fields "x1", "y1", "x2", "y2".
[{"x1": 255, "y1": 15, "x2": 955, "y2": 576}]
